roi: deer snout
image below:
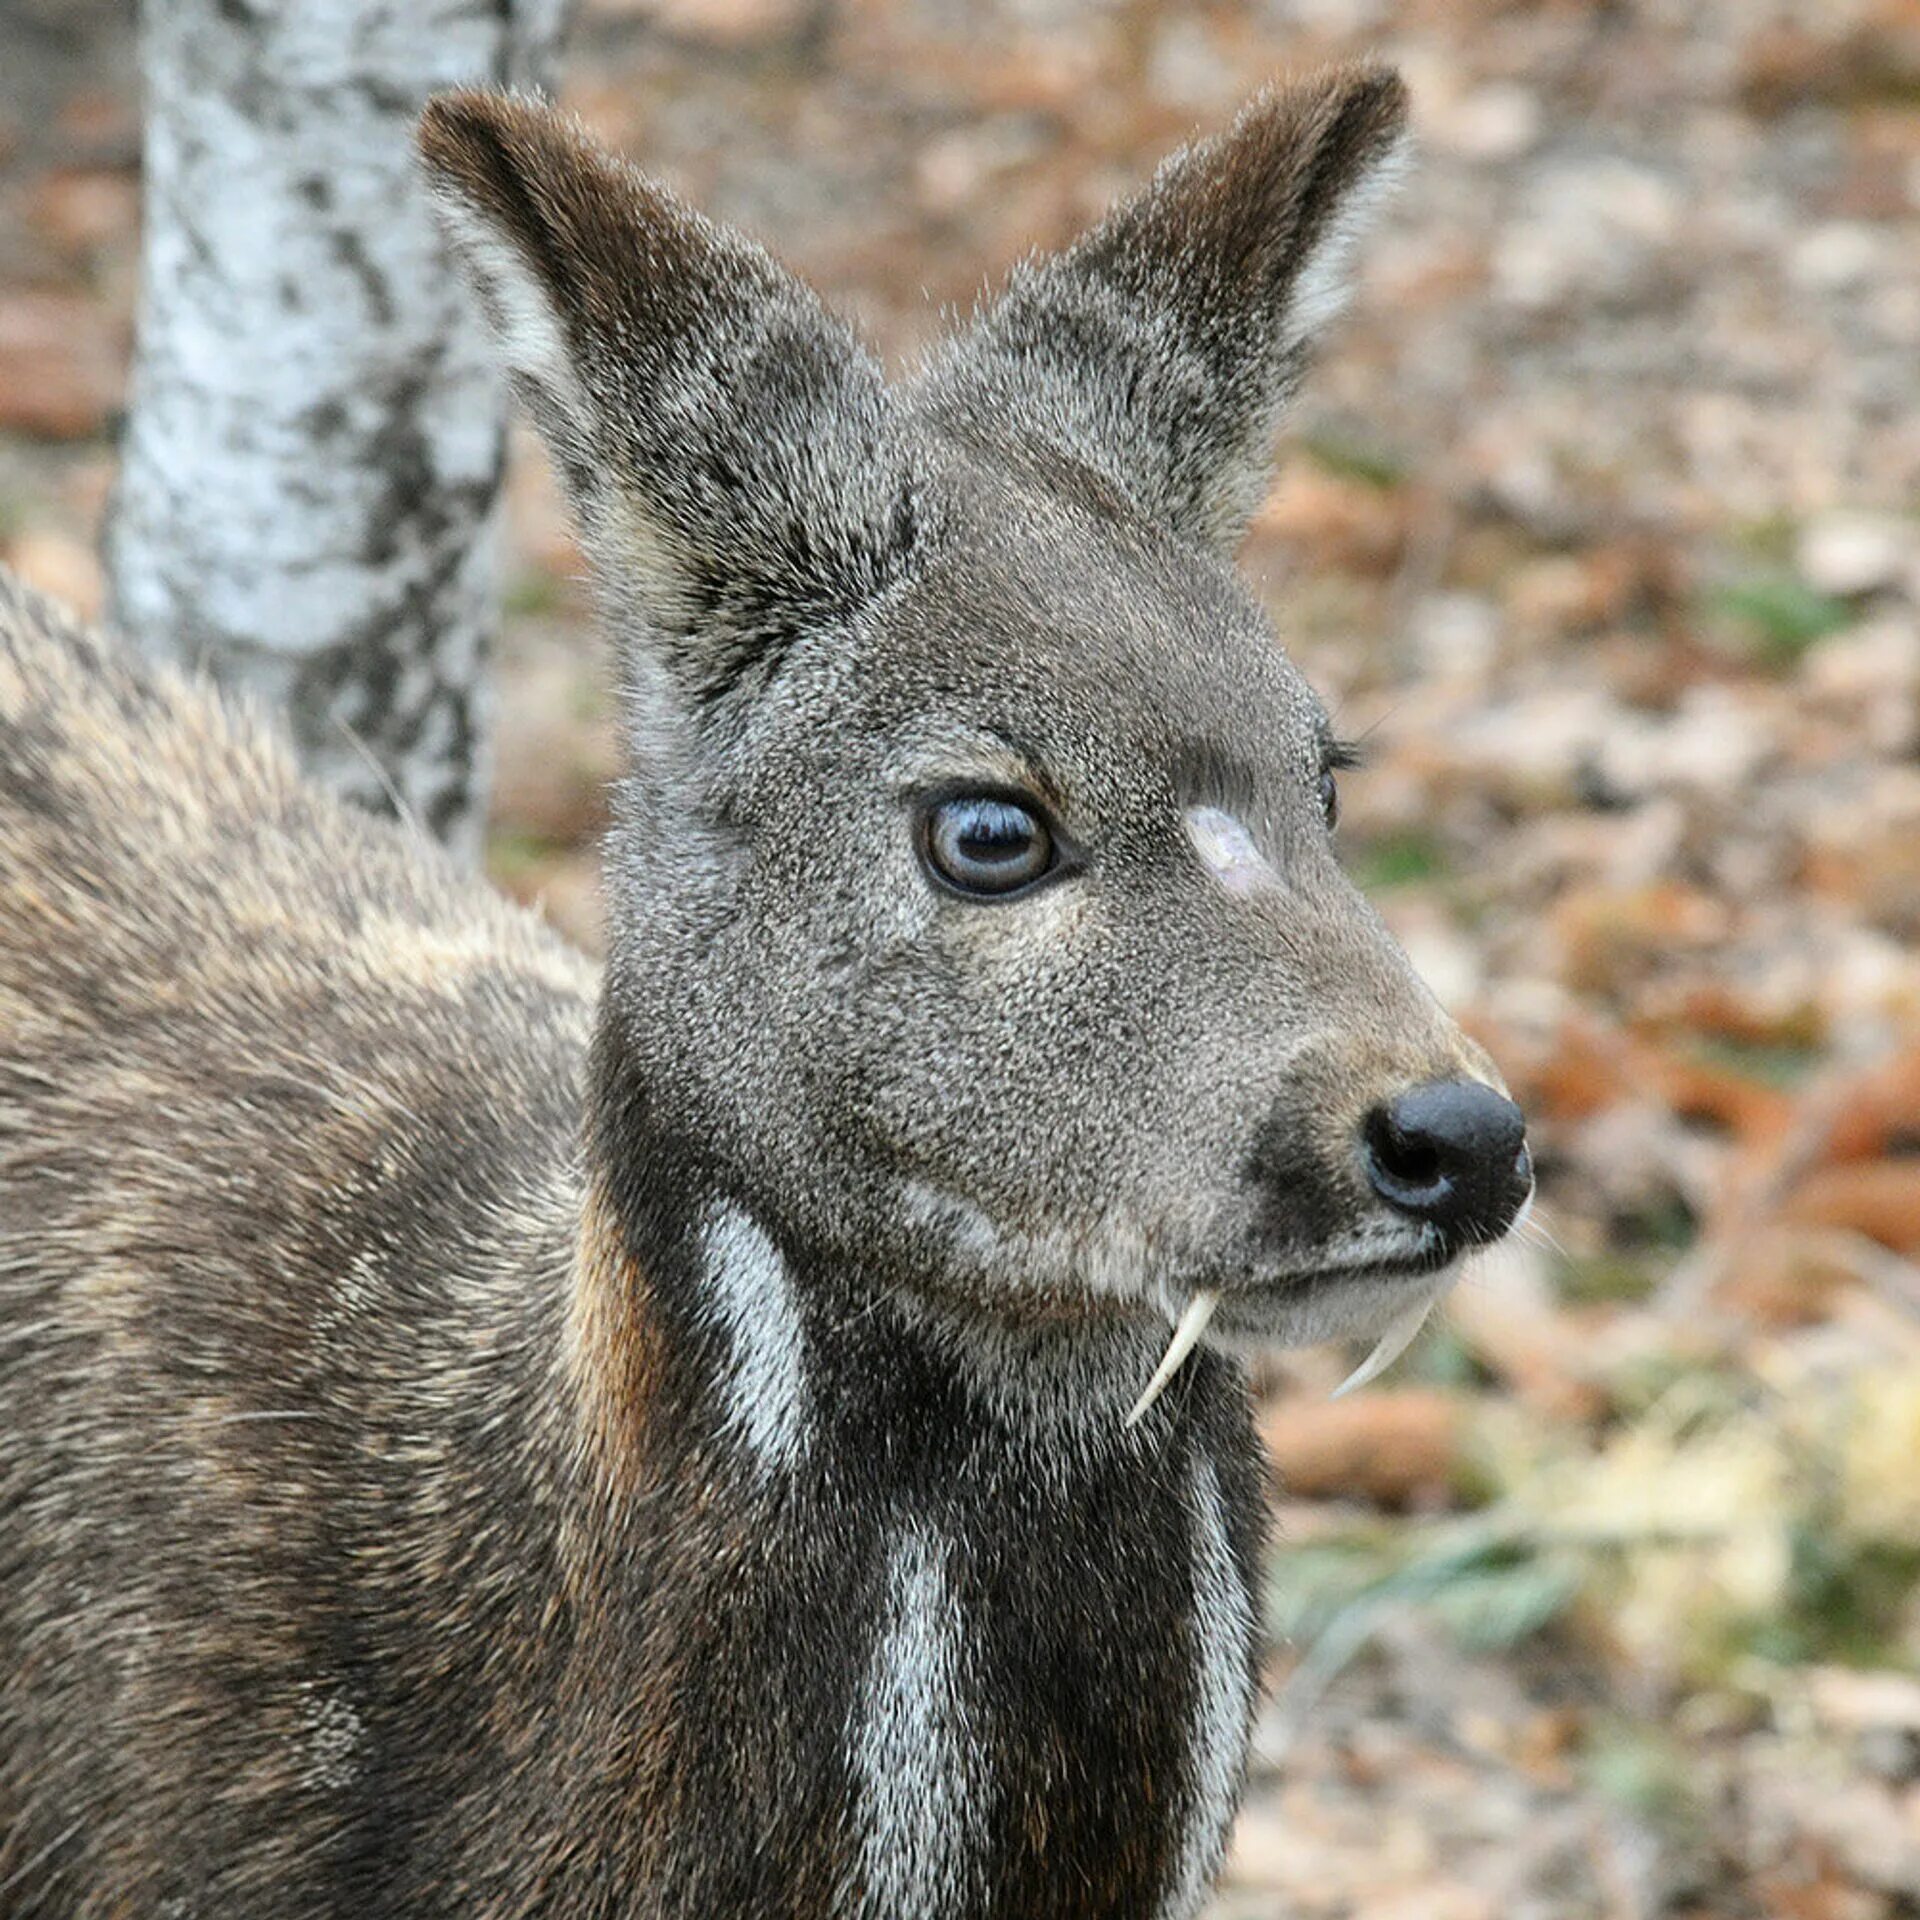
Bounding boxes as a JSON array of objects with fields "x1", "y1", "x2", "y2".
[{"x1": 1360, "y1": 1080, "x2": 1531, "y2": 1250}]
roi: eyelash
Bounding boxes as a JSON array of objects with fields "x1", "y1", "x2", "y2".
[{"x1": 1324, "y1": 738, "x2": 1364, "y2": 773}]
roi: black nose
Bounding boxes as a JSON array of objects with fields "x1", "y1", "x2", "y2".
[{"x1": 1362, "y1": 1080, "x2": 1530, "y2": 1247}]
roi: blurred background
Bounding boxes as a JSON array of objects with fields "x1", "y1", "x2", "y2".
[{"x1": 4, "y1": 1, "x2": 1919, "y2": 1913}]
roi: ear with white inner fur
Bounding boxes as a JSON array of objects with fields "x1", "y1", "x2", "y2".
[
  {"x1": 922, "y1": 66, "x2": 1409, "y2": 553},
  {"x1": 417, "y1": 90, "x2": 922, "y2": 707}
]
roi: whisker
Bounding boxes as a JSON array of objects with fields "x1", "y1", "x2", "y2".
[{"x1": 1518, "y1": 1213, "x2": 1571, "y2": 1260}]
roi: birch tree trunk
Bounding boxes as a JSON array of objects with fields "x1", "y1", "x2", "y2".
[{"x1": 106, "y1": 0, "x2": 568, "y2": 858}]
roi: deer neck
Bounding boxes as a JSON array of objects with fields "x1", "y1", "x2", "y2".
[{"x1": 558, "y1": 1103, "x2": 1269, "y2": 1920}]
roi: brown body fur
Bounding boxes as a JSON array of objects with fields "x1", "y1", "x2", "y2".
[{"x1": 0, "y1": 570, "x2": 604, "y2": 1910}]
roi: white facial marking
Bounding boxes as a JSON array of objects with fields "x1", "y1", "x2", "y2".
[
  {"x1": 848, "y1": 1526, "x2": 983, "y2": 1917},
  {"x1": 1184, "y1": 805, "x2": 1281, "y2": 897},
  {"x1": 1159, "y1": 1457, "x2": 1255, "y2": 1920},
  {"x1": 700, "y1": 1204, "x2": 811, "y2": 1476}
]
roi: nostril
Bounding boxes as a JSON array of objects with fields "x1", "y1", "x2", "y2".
[
  {"x1": 1363, "y1": 1106, "x2": 1448, "y2": 1204},
  {"x1": 1362, "y1": 1080, "x2": 1530, "y2": 1242}
]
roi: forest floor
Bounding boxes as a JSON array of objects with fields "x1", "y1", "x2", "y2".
[{"x1": 3, "y1": 1, "x2": 1919, "y2": 1913}]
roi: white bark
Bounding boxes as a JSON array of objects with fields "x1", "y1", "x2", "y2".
[{"x1": 107, "y1": 0, "x2": 568, "y2": 858}]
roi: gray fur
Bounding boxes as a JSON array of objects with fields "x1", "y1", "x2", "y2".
[
  {"x1": 418, "y1": 76, "x2": 1497, "y2": 1359},
  {"x1": 925, "y1": 69, "x2": 1411, "y2": 550}
]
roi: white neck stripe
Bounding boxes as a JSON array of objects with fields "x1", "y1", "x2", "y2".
[
  {"x1": 848, "y1": 1524, "x2": 984, "y2": 1916},
  {"x1": 1158, "y1": 1454, "x2": 1255, "y2": 1918},
  {"x1": 699, "y1": 1203, "x2": 812, "y2": 1476}
]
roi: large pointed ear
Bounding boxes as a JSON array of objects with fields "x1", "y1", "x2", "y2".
[
  {"x1": 417, "y1": 92, "x2": 921, "y2": 705},
  {"x1": 923, "y1": 66, "x2": 1408, "y2": 553}
]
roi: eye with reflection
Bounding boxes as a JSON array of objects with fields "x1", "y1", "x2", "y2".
[{"x1": 920, "y1": 794, "x2": 1060, "y2": 899}]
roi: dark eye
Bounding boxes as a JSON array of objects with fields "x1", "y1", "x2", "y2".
[
  {"x1": 1318, "y1": 769, "x2": 1340, "y2": 830},
  {"x1": 921, "y1": 794, "x2": 1057, "y2": 898}
]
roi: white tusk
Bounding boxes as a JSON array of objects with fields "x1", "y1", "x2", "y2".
[
  {"x1": 1125, "y1": 1290, "x2": 1221, "y2": 1429},
  {"x1": 1330, "y1": 1293, "x2": 1434, "y2": 1400}
]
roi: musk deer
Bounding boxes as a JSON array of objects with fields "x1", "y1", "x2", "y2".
[{"x1": 0, "y1": 67, "x2": 1531, "y2": 1919}]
